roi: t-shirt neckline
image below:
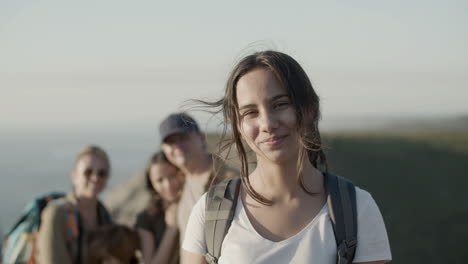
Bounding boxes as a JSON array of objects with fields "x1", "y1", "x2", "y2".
[{"x1": 237, "y1": 193, "x2": 328, "y2": 245}]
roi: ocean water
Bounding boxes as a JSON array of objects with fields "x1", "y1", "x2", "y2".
[{"x1": 0, "y1": 126, "x2": 160, "y2": 234}]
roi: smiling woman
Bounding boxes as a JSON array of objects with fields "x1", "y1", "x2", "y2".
[
  {"x1": 134, "y1": 151, "x2": 183, "y2": 264},
  {"x1": 36, "y1": 145, "x2": 112, "y2": 264},
  {"x1": 72, "y1": 149, "x2": 110, "y2": 199},
  {"x1": 236, "y1": 67, "x2": 300, "y2": 165},
  {"x1": 182, "y1": 51, "x2": 392, "y2": 264}
]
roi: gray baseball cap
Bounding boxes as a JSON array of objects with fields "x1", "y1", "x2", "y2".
[{"x1": 159, "y1": 112, "x2": 200, "y2": 142}]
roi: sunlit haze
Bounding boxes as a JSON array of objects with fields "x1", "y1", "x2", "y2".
[{"x1": 1, "y1": 0, "x2": 467, "y2": 130}]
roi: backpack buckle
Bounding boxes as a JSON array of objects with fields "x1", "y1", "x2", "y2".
[
  {"x1": 337, "y1": 239, "x2": 357, "y2": 264},
  {"x1": 205, "y1": 253, "x2": 218, "y2": 264}
]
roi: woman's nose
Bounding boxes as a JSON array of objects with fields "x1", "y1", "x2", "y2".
[
  {"x1": 88, "y1": 173, "x2": 100, "y2": 182},
  {"x1": 163, "y1": 179, "x2": 172, "y2": 191},
  {"x1": 259, "y1": 110, "x2": 279, "y2": 132}
]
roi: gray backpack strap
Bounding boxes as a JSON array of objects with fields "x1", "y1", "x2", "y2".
[
  {"x1": 204, "y1": 178, "x2": 241, "y2": 264},
  {"x1": 324, "y1": 172, "x2": 358, "y2": 264}
]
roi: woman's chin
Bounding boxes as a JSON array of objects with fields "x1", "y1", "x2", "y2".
[
  {"x1": 76, "y1": 193, "x2": 98, "y2": 200},
  {"x1": 164, "y1": 194, "x2": 179, "y2": 203},
  {"x1": 81, "y1": 189, "x2": 102, "y2": 199}
]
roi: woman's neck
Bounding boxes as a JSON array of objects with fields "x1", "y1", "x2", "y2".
[
  {"x1": 251, "y1": 156, "x2": 322, "y2": 203},
  {"x1": 75, "y1": 194, "x2": 99, "y2": 229},
  {"x1": 75, "y1": 194, "x2": 98, "y2": 212}
]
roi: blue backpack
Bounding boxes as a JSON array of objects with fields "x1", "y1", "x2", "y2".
[{"x1": 1, "y1": 192, "x2": 81, "y2": 264}]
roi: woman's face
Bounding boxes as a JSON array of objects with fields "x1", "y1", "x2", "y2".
[
  {"x1": 149, "y1": 162, "x2": 182, "y2": 203},
  {"x1": 72, "y1": 155, "x2": 109, "y2": 199},
  {"x1": 236, "y1": 67, "x2": 299, "y2": 163}
]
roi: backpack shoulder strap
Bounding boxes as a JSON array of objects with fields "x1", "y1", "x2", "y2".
[
  {"x1": 324, "y1": 172, "x2": 358, "y2": 264},
  {"x1": 204, "y1": 178, "x2": 241, "y2": 264}
]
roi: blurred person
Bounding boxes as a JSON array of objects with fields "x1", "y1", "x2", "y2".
[
  {"x1": 135, "y1": 152, "x2": 183, "y2": 264},
  {"x1": 36, "y1": 145, "x2": 112, "y2": 264},
  {"x1": 181, "y1": 51, "x2": 392, "y2": 264},
  {"x1": 87, "y1": 224, "x2": 141, "y2": 264},
  {"x1": 159, "y1": 113, "x2": 238, "y2": 245}
]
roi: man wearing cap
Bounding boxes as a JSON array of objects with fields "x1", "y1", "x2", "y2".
[{"x1": 159, "y1": 112, "x2": 237, "y2": 245}]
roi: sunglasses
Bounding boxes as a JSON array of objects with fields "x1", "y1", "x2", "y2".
[{"x1": 83, "y1": 168, "x2": 109, "y2": 178}]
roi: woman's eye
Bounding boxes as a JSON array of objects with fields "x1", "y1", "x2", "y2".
[
  {"x1": 274, "y1": 101, "x2": 289, "y2": 109},
  {"x1": 242, "y1": 110, "x2": 257, "y2": 117},
  {"x1": 84, "y1": 168, "x2": 92, "y2": 177},
  {"x1": 97, "y1": 169, "x2": 108, "y2": 178}
]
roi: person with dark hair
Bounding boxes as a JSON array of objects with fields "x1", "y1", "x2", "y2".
[
  {"x1": 181, "y1": 51, "x2": 392, "y2": 264},
  {"x1": 135, "y1": 152, "x2": 183, "y2": 264},
  {"x1": 37, "y1": 145, "x2": 112, "y2": 264},
  {"x1": 87, "y1": 224, "x2": 141, "y2": 264},
  {"x1": 159, "y1": 113, "x2": 238, "y2": 246}
]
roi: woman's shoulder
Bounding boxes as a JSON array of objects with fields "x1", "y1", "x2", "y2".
[
  {"x1": 40, "y1": 197, "x2": 74, "y2": 226},
  {"x1": 135, "y1": 208, "x2": 164, "y2": 229},
  {"x1": 136, "y1": 209, "x2": 161, "y2": 222},
  {"x1": 353, "y1": 186, "x2": 387, "y2": 225},
  {"x1": 42, "y1": 193, "x2": 79, "y2": 215},
  {"x1": 353, "y1": 186, "x2": 381, "y2": 218},
  {"x1": 354, "y1": 186, "x2": 380, "y2": 210},
  {"x1": 44, "y1": 195, "x2": 77, "y2": 214},
  {"x1": 352, "y1": 187, "x2": 392, "y2": 262},
  {"x1": 354, "y1": 186, "x2": 373, "y2": 203}
]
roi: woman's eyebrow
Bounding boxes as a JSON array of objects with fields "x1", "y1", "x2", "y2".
[
  {"x1": 239, "y1": 94, "x2": 289, "y2": 110},
  {"x1": 270, "y1": 94, "x2": 289, "y2": 101},
  {"x1": 239, "y1": 104, "x2": 256, "y2": 111}
]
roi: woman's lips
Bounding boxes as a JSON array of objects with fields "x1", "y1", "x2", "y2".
[{"x1": 260, "y1": 135, "x2": 288, "y2": 147}]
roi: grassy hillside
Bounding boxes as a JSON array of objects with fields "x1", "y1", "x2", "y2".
[
  {"x1": 207, "y1": 132, "x2": 468, "y2": 263},
  {"x1": 324, "y1": 132, "x2": 468, "y2": 263}
]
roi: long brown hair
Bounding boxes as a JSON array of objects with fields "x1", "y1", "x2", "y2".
[
  {"x1": 144, "y1": 151, "x2": 180, "y2": 216},
  {"x1": 198, "y1": 50, "x2": 328, "y2": 205}
]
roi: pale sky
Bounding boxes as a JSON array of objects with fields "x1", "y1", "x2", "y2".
[{"x1": 1, "y1": 0, "x2": 467, "y2": 130}]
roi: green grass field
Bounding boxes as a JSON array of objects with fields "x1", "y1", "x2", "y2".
[
  {"x1": 207, "y1": 131, "x2": 468, "y2": 263},
  {"x1": 323, "y1": 132, "x2": 468, "y2": 263}
]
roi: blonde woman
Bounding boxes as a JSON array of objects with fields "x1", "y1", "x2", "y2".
[{"x1": 37, "y1": 145, "x2": 112, "y2": 264}]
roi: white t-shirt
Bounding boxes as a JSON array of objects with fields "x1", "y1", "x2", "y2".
[{"x1": 183, "y1": 186, "x2": 392, "y2": 264}]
